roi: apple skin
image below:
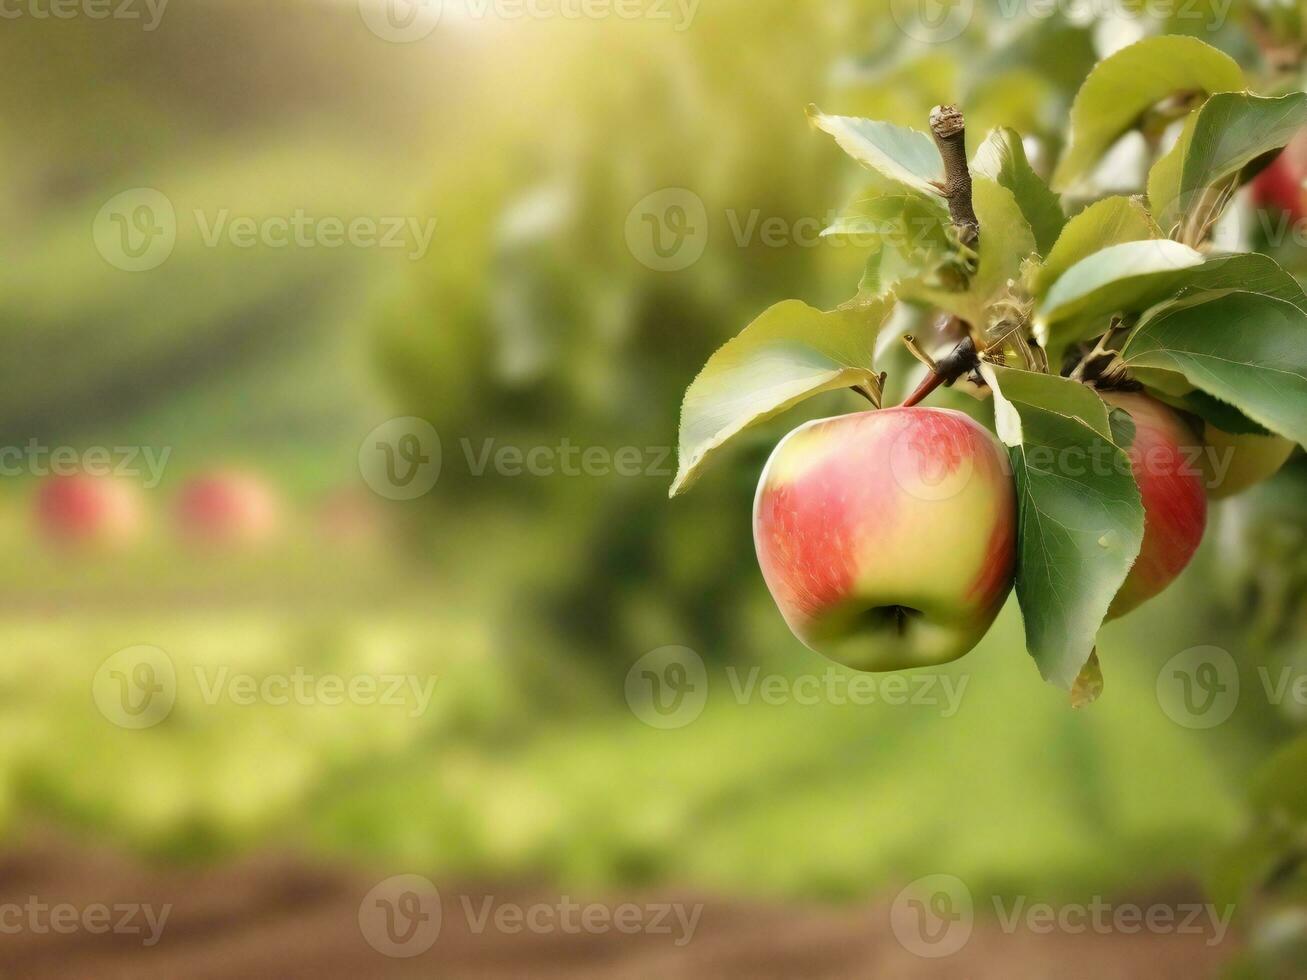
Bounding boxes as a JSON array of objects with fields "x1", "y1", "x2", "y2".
[
  {"x1": 175, "y1": 471, "x2": 280, "y2": 548},
  {"x1": 35, "y1": 473, "x2": 143, "y2": 549},
  {"x1": 1252, "y1": 130, "x2": 1307, "y2": 223},
  {"x1": 1202, "y1": 424, "x2": 1295, "y2": 500},
  {"x1": 1101, "y1": 391, "x2": 1208, "y2": 618},
  {"x1": 753, "y1": 407, "x2": 1016, "y2": 672}
]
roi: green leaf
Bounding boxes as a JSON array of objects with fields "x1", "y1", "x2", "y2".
[
  {"x1": 1149, "y1": 92, "x2": 1307, "y2": 235},
  {"x1": 981, "y1": 364, "x2": 1145, "y2": 690},
  {"x1": 1034, "y1": 196, "x2": 1159, "y2": 297},
  {"x1": 971, "y1": 127, "x2": 1065, "y2": 255},
  {"x1": 1121, "y1": 290, "x2": 1307, "y2": 447},
  {"x1": 1035, "y1": 239, "x2": 1204, "y2": 351},
  {"x1": 670, "y1": 299, "x2": 893, "y2": 497},
  {"x1": 823, "y1": 184, "x2": 953, "y2": 298},
  {"x1": 899, "y1": 176, "x2": 1035, "y2": 328},
  {"x1": 807, "y1": 106, "x2": 944, "y2": 195},
  {"x1": 1158, "y1": 390, "x2": 1271, "y2": 436},
  {"x1": 1175, "y1": 251, "x2": 1307, "y2": 312},
  {"x1": 1052, "y1": 36, "x2": 1245, "y2": 193}
]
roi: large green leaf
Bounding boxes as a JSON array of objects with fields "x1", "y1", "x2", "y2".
[
  {"x1": 1052, "y1": 36, "x2": 1245, "y2": 193},
  {"x1": 1033, "y1": 196, "x2": 1159, "y2": 297},
  {"x1": 807, "y1": 106, "x2": 943, "y2": 195},
  {"x1": 1149, "y1": 92, "x2": 1307, "y2": 235},
  {"x1": 1121, "y1": 290, "x2": 1307, "y2": 448},
  {"x1": 1035, "y1": 239, "x2": 1204, "y2": 352},
  {"x1": 971, "y1": 127, "x2": 1065, "y2": 255},
  {"x1": 898, "y1": 176, "x2": 1035, "y2": 329},
  {"x1": 822, "y1": 183, "x2": 952, "y2": 298},
  {"x1": 981, "y1": 364, "x2": 1145, "y2": 690},
  {"x1": 669, "y1": 299, "x2": 893, "y2": 497},
  {"x1": 1175, "y1": 251, "x2": 1307, "y2": 312}
]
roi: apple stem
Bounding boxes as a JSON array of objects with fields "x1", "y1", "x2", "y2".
[{"x1": 899, "y1": 336, "x2": 979, "y2": 407}]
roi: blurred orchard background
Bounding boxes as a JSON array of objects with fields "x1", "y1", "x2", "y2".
[{"x1": 4, "y1": 0, "x2": 1307, "y2": 976}]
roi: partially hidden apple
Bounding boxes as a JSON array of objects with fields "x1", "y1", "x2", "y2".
[
  {"x1": 753, "y1": 407, "x2": 1016, "y2": 672},
  {"x1": 1100, "y1": 391, "x2": 1208, "y2": 618},
  {"x1": 1251, "y1": 129, "x2": 1307, "y2": 222},
  {"x1": 1201, "y1": 424, "x2": 1295, "y2": 500},
  {"x1": 35, "y1": 473, "x2": 144, "y2": 550}
]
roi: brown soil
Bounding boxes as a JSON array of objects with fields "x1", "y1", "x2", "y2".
[{"x1": 0, "y1": 836, "x2": 1232, "y2": 979}]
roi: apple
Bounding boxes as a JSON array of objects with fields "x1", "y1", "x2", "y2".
[
  {"x1": 1201, "y1": 423, "x2": 1295, "y2": 500},
  {"x1": 1252, "y1": 129, "x2": 1307, "y2": 223},
  {"x1": 35, "y1": 473, "x2": 143, "y2": 549},
  {"x1": 1100, "y1": 391, "x2": 1208, "y2": 618},
  {"x1": 175, "y1": 470, "x2": 280, "y2": 547},
  {"x1": 753, "y1": 407, "x2": 1016, "y2": 672}
]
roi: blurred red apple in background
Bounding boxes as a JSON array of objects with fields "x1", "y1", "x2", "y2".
[
  {"x1": 35, "y1": 473, "x2": 144, "y2": 550},
  {"x1": 753, "y1": 408, "x2": 1016, "y2": 672},
  {"x1": 175, "y1": 470, "x2": 280, "y2": 548},
  {"x1": 1252, "y1": 129, "x2": 1307, "y2": 222},
  {"x1": 1101, "y1": 391, "x2": 1208, "y2": 618}
]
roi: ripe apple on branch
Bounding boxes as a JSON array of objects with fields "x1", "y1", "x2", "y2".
[{"x1": 670, "y1": 35, "x2": 1307, "y2": 703}]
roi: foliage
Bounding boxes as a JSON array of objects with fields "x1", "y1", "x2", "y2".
[{"x1": 672, "y1": 34, "x2": 1307, "y2": 697}]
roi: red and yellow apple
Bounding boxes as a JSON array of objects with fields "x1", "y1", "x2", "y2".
[
  {"x1": 175, "y1": 470, "x2": 280, "y2": 548},
  {"x1": 753, "y1": 407, "x2": 1016, "y2": 672},
  {"x1": 1100, "y1": 391, "x2": 1208, "y2": 618},
  {"x1": 35, "y1": 473, "x2": 144, "y2": 550},
  {"x1": 1201, "y1": 424, "x2": 1295, "y2": 500}
]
